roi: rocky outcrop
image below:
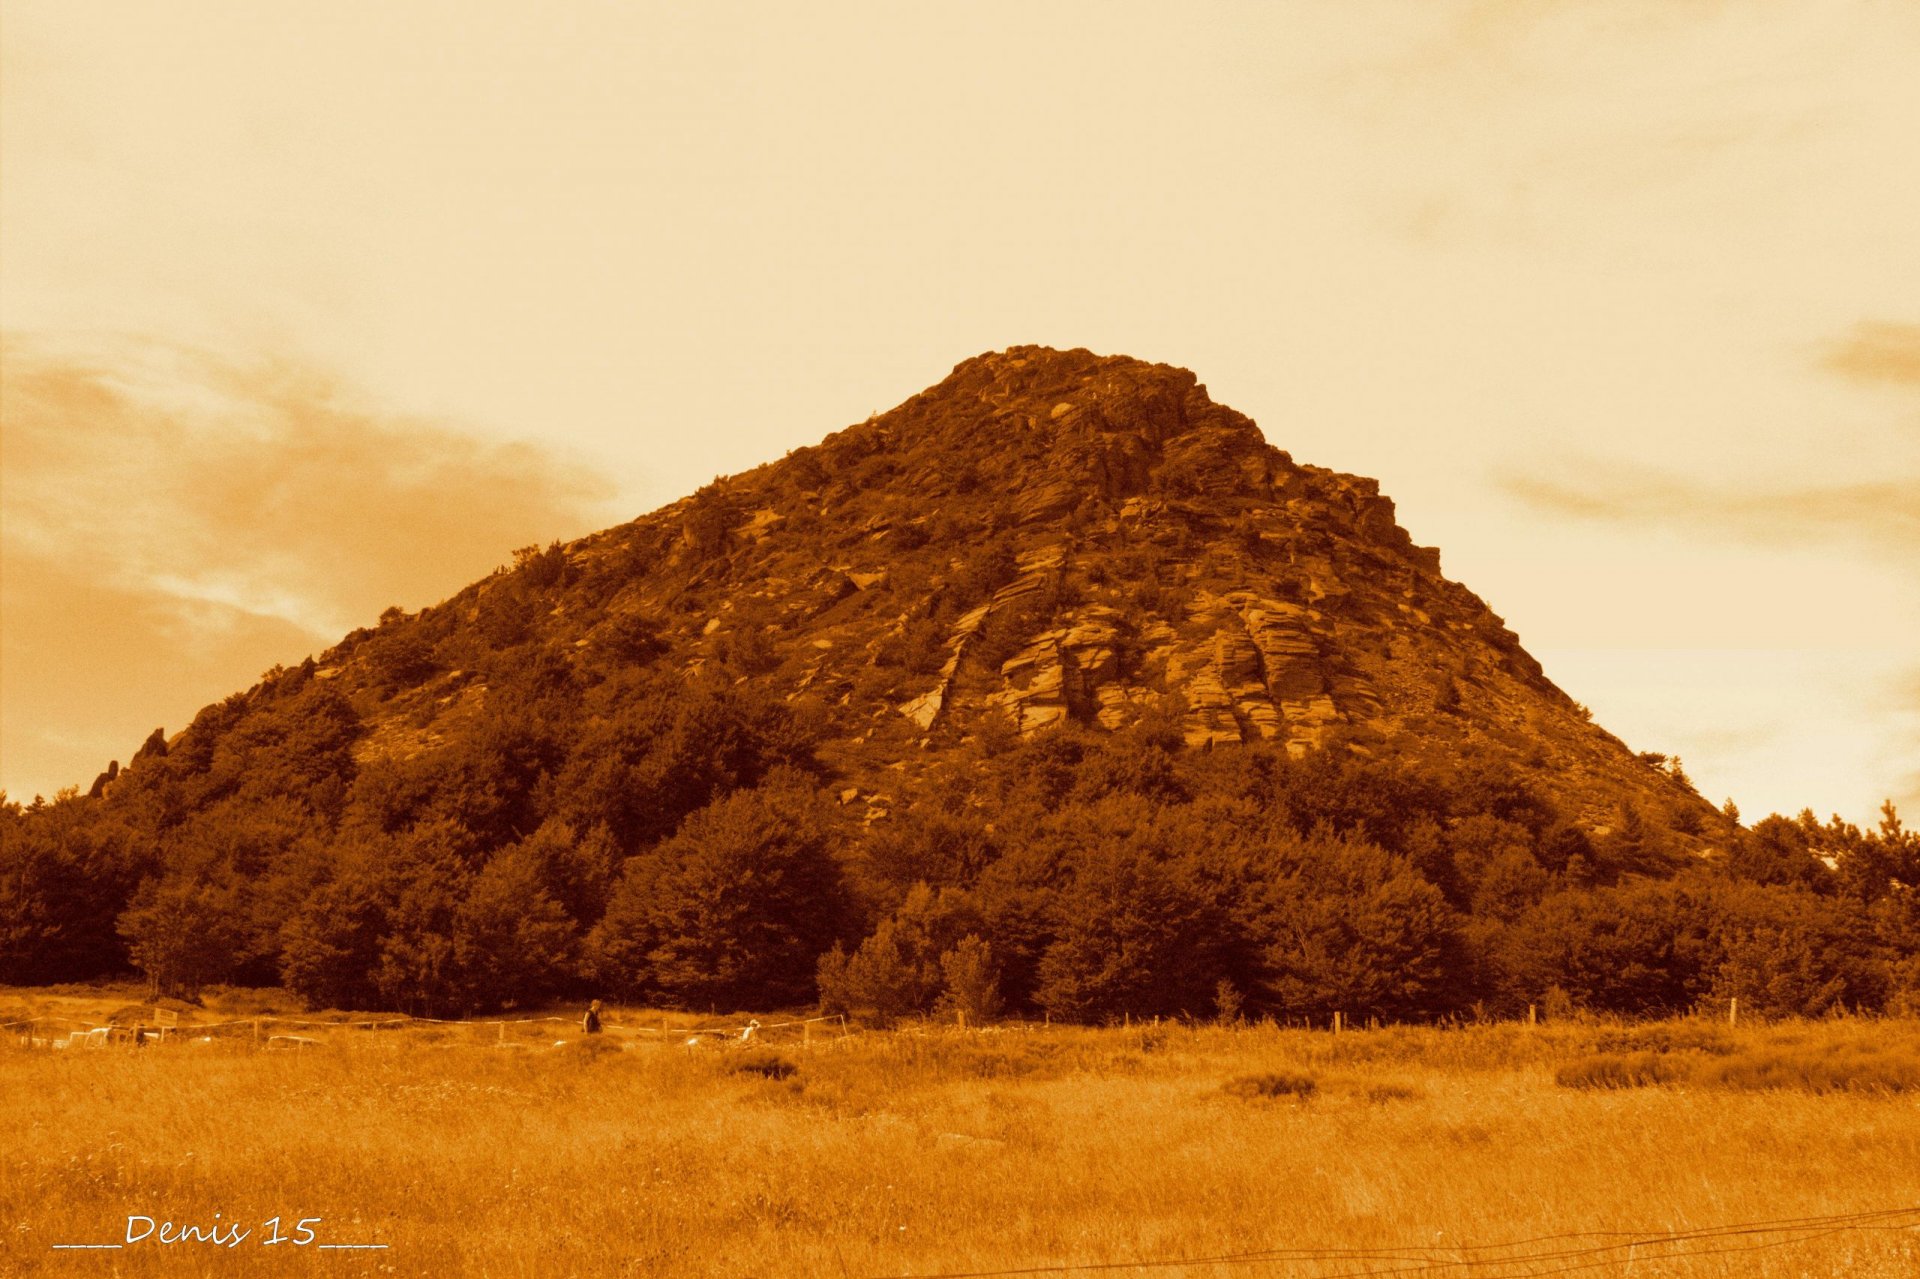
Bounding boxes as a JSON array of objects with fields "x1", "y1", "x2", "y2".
[
  {"x1": 988, "y1": 608, "x2": 1126, "y2": 734},
  {"x1": 271, "y1": 342, "x2": 1712, "y2": 835},
  {"x1": 897, "y1": 600, "x2": 989, "y2": 731}
]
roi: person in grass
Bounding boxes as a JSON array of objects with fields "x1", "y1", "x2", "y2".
[{"x1": 582, "y1": 1000, "x2": 604, "y2": 1035}]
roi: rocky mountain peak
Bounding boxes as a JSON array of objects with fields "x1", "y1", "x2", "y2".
[
  {"x1": 90, "y1": 345, "x2": 1712, "y2": 849},
  {"x1": 486, "y1": 345, "x2": 1709, "y2": 834},
  {"x1": 832, "y1": 345, "x2": 1283, "y2": 520}
]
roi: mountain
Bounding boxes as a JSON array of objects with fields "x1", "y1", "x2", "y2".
[
  {"x1": 336, "y1": 342, "x2": 1703, "y2": 830},
  {"x1": 15, "y1": 344, "x2": 1823, "y2": 1021}
]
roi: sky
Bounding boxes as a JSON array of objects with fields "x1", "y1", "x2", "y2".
[{"x1": 2, "y1": 1, "x2": 1916, "y2": 823}]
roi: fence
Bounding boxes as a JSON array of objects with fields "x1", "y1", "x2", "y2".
[{"x1": 2, "y1": 1011, "x2": 850, "y2": 1051}]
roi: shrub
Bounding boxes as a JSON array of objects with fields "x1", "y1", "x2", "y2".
[
  {"x1": 1554, "y1": 1051, "x2": 1686, "y2": 1090},
  {"x1": 1591, "y1": 1023, "x2": 1738, "y2": 1056},
  {"x1": 1214, "y1": 979, "x2": 1245, "y2": 1026},
  {"x1": 1695, "y1": 1042, "x2": 1920, "y2": 1095},
  {"x1": 559, "y1": 1035, "x2": 625, "y2": 1062},
  {"x1": 733, "y1": 1051, "x2": 798, "y2": 1080},
  {"x1": 1223, "y1": 1071, "x2": 1318, "y2": 1100}
]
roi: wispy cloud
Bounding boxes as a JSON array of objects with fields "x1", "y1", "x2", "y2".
[
  {"x1": 0, "y1": 334, "x2": 617, "y2": 797},
  {"x1": 2, "y1": 336, "x2": 616, "y2": 632},
  {"x1": 1821, "y1": 321, "x2": 1920, "y2": 389},
  {"x1": 1503, "y1": 318, "x2": 1920, "y2": 564},
  {"x1": 1498, "y1": 465, "x2": 1920, "y2": 560}
]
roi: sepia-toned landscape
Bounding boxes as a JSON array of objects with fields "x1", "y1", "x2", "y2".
[
  {"x1": 6, "y1": 343, "x2": 1918, "y2": 1275},
  {"x1": 5, "y1": 4, "x2": 1920, "y2": 1277}
]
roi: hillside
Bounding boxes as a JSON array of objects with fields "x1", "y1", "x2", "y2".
[
  {"x1": 9, "y1": 346, "x2": 1912, "y2": 1023},
  {"x1": 334, "y1": 344, "x2": 1702, "y2": 828}
]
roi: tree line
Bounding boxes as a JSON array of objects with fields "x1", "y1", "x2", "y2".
[{"x1": 4, "y1": 645, "x2": 1916, "y2": 1024}]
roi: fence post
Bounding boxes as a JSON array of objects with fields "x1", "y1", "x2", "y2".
[
  {"x1": 1528, "y1": 1003, "x2": 1537, "y2": 1026},
  {"x1": 252, "y1": 1019, "x2": 260, "y2": 1045},
  {"x1": 1333, "y1": 1011, "x2": 1343, "y2": 1035},
  {"x1": 1729, "y1": 997, "x2": 1739, "y2": 1027}
]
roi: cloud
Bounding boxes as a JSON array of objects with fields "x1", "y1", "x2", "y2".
[
  {"x1": 1498, "y1": 465, "x2": 1920, "y2": 561},
  {"x1": 0, "y1": 334, "x2": 618, "y2": 799},
  {"x1": 1821, "y1": 321, "x2": 1920, "y2": 388},
  {"x1": 1485, "y1": 319, "x2": 1920, "y2": 602},
  {"x1": 1502, "y1": 458, "x2": 1920, "y2": 822}
]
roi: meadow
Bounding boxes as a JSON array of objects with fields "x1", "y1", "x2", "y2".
[{"x1": 4, "y1": 987, "x2": 1918, "y2": 1278}]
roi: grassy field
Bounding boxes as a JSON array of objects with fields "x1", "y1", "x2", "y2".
[{"x1": 4, "y1": 988, "x2": 1919, "y2": 1277}]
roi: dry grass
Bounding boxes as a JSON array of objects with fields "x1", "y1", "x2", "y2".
[
  {"x1": 1557, "y1": 1030, "x2": 1920, "y2": 1095},
  {"x1": 5, "y1": 990, "x2": 1920, "y2": 1277}
]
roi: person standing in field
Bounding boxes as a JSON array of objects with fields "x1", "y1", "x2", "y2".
[{"x1": 582, "y1": 1001, "x2": 603, "y2": 1035}]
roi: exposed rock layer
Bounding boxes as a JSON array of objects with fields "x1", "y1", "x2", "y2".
[{"x1": 312, "y1": 345, "x2": 1708, "y2": 831}]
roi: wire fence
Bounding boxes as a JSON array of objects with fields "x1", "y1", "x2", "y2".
[
  {"x1": 1, "y1": 1010, "x2": 850, "y2": 1049},
  {"x1": 868, "y1": 1205, "x2": 1920, "y2": 1278}
]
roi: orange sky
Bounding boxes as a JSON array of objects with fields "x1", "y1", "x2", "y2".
[{"x1": 3, "y1": 2, "x2": 1916, "y2": 822}]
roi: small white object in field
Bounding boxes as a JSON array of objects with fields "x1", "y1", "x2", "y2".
[
  {"x1": 685, "y1": 1036, "x2": 702, "y2": 1047},
  {"x1": 740, "y1": 1020, "x2": 762, "y2": 1044},
  {"x1": 553, "y1": 1040, "x2": 569, "y2": 1048}
]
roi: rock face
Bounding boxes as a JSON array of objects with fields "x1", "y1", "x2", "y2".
[{"x1": 320, "y1": 344, "x2": 1708, "y2": 831}]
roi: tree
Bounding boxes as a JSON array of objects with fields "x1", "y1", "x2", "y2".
[
  {"x1": 1245, "y1": 832, "x2": 1464, "y2": 1022},
  {"x1": 1034, "y1": 825, "x2": 1226, "y2": 1023},
  {"x1": 365, "y1": 630, "x2": 438, "y2": 693},
  {"x1": 1471, "y1": 847, "x2": 1553, "y2": 924},
  {"x1": 513, "y1": 541, "x2": 571, "y2": 589},
  {"x1": 279, "y1": 872, "x2": 388, "y2": 1010},
  {"x1": 449, "y1": 847, "x2": 580, "y2": 1010},
  {"x1": 816, "y1": 884, "x2": 978, "y2": 1023},
  {"x1": 117, "y1": 876, "x2": 244, "y2": 999},
  {"x1": 503, "y1": 819, "x2": 619, "y2": 928},
  {"x1": 1497, "y1": 881, "x2": 1710, "y2": 1016},
  {"x1": 361, "y1": 821, "x2": 474, "y2": 1016},
  {"x1": 1835, "y1": 802, "x2": 1920, "y2": 904},
  {"x1": 589, "y1": 785, "x2": 850, "y2": 1008},
  {"x1": 861, "y1": 811, "x2": 995, "y2": 892},
  {"x1": 816, "y1": 921, "x2": 921, "y2": 1025},
  {"x1": 1727, "y1": 815, "x2": 1834, "y2": 893},
  {"x1": 1698, "y1": 878, "x2": 1880, "y2": 1017},
  {"x1": 938, "y1": 934, "x2": 1003, "y2": 1025},
  {"x1": 1, "y1": 798, "x2": 149, "y2": 983}
]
